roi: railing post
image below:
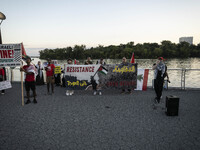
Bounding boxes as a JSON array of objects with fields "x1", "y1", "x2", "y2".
[{"x1": 184, "y1": 69, "x2": 186, "y2": 90}]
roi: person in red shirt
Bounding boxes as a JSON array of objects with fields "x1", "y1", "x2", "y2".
[
  {"x1": 20, "y1": 57, "x2": 37, "y2": 104},
  {"x1": 45, "y1": 58, "x2": 55, "y2": 94},
  {"x1": 0, "y1": 67, "x2": 5, "y2": 94}
]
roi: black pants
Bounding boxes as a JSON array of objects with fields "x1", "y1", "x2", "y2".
[
  {"x1": 55, "y1": 74, "x2": 61, "y2": 86},
  {"x1": 154, "y1": 78, "x2": 164, "y2": 100}
]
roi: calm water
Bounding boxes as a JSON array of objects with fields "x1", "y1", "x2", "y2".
[{"x1": 8, "y1": 58, "x2": 200, "y2": 89}]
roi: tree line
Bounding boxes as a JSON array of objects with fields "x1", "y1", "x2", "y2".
[{"x1": 39, "y1": 41, "x2": 200, "y2": 60}]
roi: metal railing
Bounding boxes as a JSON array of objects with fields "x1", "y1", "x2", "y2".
[
  {"x1": 148, "y1": 68, "x2": 200, "y2": 90},
  {"x1": 3, "y1": 67, "x2": 200, "y2": 90}
]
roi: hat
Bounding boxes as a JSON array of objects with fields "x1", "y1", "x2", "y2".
[{"x1": 158, "y1": 57, "x2": 164, "y2": 60}]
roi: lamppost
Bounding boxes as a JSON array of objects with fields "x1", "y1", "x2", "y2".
[{"x1": 0, "y1": 12, "x2": 6, "y2": 44}]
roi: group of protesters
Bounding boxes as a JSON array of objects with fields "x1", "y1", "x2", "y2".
[{"x1": 0, "y1": 56, "x2": 170, "y2": 105}]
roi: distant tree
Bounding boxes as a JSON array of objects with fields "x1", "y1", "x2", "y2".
[{"x1": 39, "y1": 41, "x2": 200, "y2": 60}]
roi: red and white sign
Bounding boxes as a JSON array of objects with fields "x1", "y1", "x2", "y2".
[{"x1": 0, "y1": 44, "x2": 22, "y2": 67}]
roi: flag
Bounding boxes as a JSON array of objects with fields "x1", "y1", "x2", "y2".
[
  {"x1": 135, "y1": 69, "x2": 149, "y2": 91},
  {"x1": 98, "y1": 66, "x2": 108, "y2": 75},
  {"x1": 21, "y1": 43, "x2": 28, "y2": 60},
  {"x1": 130, "y1": 52, "x2": 135, "y2": 63}
]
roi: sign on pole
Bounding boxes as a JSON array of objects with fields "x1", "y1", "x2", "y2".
[{"x1": 0, "y1": 44, "x2": 22, "y2": 67}]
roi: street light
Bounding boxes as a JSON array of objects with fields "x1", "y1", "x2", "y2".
[{"x1": 0, "y1": 12, "x2": 6, "y2": 44}]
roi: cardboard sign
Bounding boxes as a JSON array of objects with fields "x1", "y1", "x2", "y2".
[
  {"x1": 0, "y1": 44, "x2": 22, "y2": 67},
  {"x1": 54, "y1": 66, "x2": 61, "y2": 74}
]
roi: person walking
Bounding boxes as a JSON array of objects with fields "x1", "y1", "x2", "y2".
[
  {"x1": 152, "y1": 57, "x2": 167, "y2": 103},
  {"x1": 45, "y1": 59, "x2": 55, "y2": 95},
  {"x1": 20, "y1": 57, "x2": 37, "y2": 104}
]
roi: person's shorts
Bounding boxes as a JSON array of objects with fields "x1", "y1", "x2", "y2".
[
  {"x1": 25, "y1": 81, "x2": 36, "y2": 92},
  {"x1": 46, "y1": 76, "x2": 55, "y2": 84}
]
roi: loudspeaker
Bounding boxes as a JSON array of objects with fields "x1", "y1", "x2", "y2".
[{"x1": 166, "y1": 95, "x2": 179, "y2": 116}]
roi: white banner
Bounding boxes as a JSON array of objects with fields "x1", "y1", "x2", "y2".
[
  {"x1": 0, "y1": 44, "x2": 22, "y2": 67},
  {"x1": 0, "y1": 80, "x2": 12, "y2": 90},
  {"x1": 64, "y1": 64, "x2": 101, "y2": 90}
]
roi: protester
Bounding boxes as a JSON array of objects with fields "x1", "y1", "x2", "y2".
[
  {"x1": 0, "y1": 67, "x2": 5, "y2": 94},
  {"x1": 76, "y1": 60, "x2": 80, "y2": 65},
  {"x1": 94, "y1": 58, "x2": 106, "y2": 95},
  {"x1": 120, "y1": 57, "x2": 132, "y2": 94},
  {"x1": 20, "y1": 57, "x2": 37, "y2": 104},
  {"x1": 54, "y1": 60, "x2": 61, "y2": 86},
  {"x1": 45, "y1": 58, "x2": 55, "y2": 95},
  {"x1": 66, "y1": 58, "x2": 74, "y2": 96},
  {"x1": 84, "y1": 57, "x2": 93, "y2": 65},
  {"x1": 152, "y1": 57, "x2": 168, "y2": 103},
  {"x1": 96, "y1": 58, "x2": 106, "y2": 65},
  {"x1": 35, "y1": 61, "x2": 44, "y2": 85}
]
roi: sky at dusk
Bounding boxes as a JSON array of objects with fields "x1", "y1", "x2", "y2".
[{"x1": 1, "y1": 0, "x2": 200, "y2": 56}]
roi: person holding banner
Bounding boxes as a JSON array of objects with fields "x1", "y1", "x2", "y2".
[
  {"x1": 121, "y1": 57, "x2": 132, "y2": 94},
  {"x1": 20, "y1": 57, "x2": 37, "y2": 104},
  {"x1": 0, "y1": 67, "x2": 5, "y2": 94},
  {"x1": 85, "y1": 57, "x2": 93, "y2": 65},
  {"x1": 66, "y1": 58, "x2": 74, "y2": 96},
  {"x1": 45, "y1": 59, "x2": 55, "y2": 95},
  {"x1": 54, "y1": 61, "x2": 61, "y2": 86},
  {"x1": 35, "y1": 61, "x2": 44, "y2": 85}
]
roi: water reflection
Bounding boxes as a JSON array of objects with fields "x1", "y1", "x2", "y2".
[{"x1": 10, "y1": 58, "x2": 200, "y2": 88}]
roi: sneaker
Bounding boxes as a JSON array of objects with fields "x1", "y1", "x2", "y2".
[
  {"x1": 157, "y1": 98, "x2": 160, "y2": 103},
  {"x1": 93, "y1": 91, "x2": 97, "y2": 95},
  {"x1": 99, "y1": 91, "x2": 102, "y2": 95},
  {"x1": 69, "y1": 92, "x2": 72, "y2": 96},
  {"x1": 127, "y1": 91, "x2": 132, "y2": 94},
  {"x1": 121, "y1": 91, "x2": 125, "y2": 94},
  {"x1": 25, "y1": 99, "x2": 31, "y2": 104},
  {"x1": 33, "y1": 99, "x2": 37, "y2": 104},
  {"x1": 66, "y1": 92, "x2": 69, "y2": 96},
  {"x1": 154, "y1": 97, "x2": 158, "y2": 104},
  {"x1": 1, "y1": 93, "x2": 5, "y2": 95}
]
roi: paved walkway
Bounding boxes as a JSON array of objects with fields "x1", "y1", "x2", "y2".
[{"x1": 0, "y1": 83, "x2": 200, "y2": 150}]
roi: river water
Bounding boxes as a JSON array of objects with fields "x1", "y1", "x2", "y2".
[{"x1": 9, "y1": 58, "x2": 200, "y2": 89}]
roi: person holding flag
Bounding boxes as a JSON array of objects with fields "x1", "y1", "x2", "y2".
[{"x1": 20, "y1": 57, "x2": 37, "y2": 104}]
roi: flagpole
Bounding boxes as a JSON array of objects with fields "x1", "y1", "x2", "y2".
[{"x1": 21, "y1": 61, "x2": 24, "y2": 106}]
